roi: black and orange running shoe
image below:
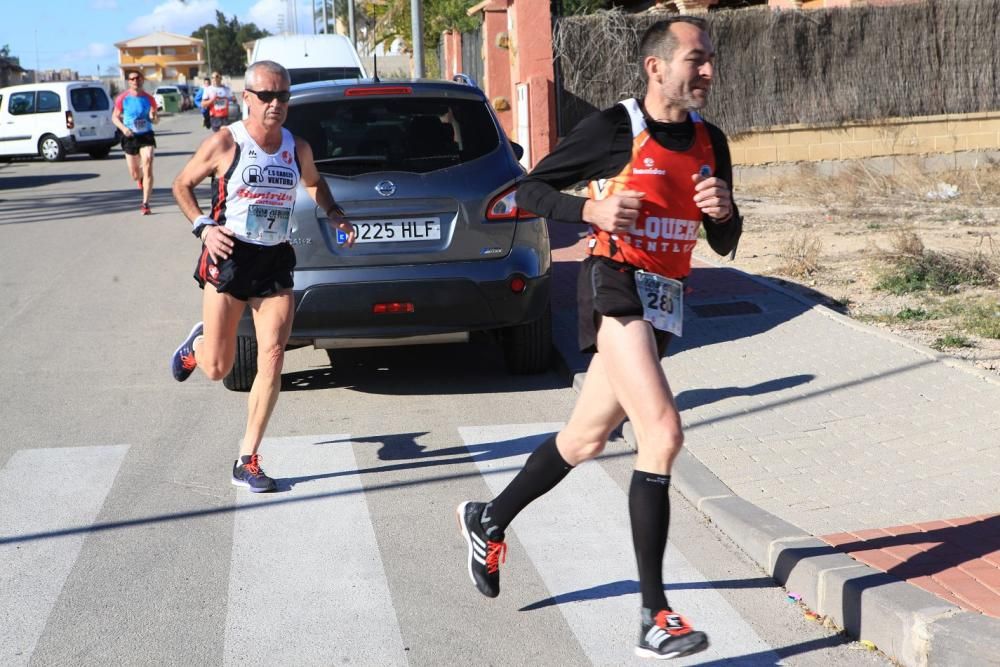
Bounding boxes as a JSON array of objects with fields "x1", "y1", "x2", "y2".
[
  {"x1": 232, "y1": 454, "x2": 276, "y2": 493},
  {"x1": 635, "y1": 608, "x2": 709, "y2": 660},
  {"x1": 170, "y1": 322, "x2": 203, "y2": 382},
  {"x1": 457, "y1": 501, "x2": 506, "y2": 598}
]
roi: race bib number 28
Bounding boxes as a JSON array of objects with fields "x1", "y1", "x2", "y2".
[{"x1": 635, "y1": 270, "x2": 683, "y2": 337}]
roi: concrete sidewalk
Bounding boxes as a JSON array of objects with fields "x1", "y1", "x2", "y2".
[{"x1": 547, "y1": 222, "x2": 1000, "y2": 667}]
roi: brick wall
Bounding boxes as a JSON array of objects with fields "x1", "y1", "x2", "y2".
[{"x1": 729, "y1": 112, "x2": 1000, "y2": 166}]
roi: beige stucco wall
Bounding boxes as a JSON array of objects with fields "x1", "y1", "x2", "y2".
[{"x1": 730, "y1": 111, "x2": 1000, "y2": 166}]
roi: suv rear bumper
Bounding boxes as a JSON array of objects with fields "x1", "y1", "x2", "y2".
[{"x1": 238, "y1": 272, "x2": 550, "y2": 342}]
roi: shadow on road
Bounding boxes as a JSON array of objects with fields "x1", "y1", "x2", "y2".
[
  {"x1": 0, "y1": 187, "x2": 181, "y2": 224},
  {"x1": 0, "y1": 173, "x2": 100, "y2": 189},
  {"x1": 281, "y1": 341, "x2": 565, "y2": 396}
]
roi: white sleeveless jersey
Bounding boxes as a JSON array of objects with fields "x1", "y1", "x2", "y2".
[{"x1": 212, "y1": 121, "x2": 300, "y2": 246}]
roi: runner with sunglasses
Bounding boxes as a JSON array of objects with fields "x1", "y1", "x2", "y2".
[
  {"x1": 170, "y1": 60, "x2": 357, "y2": 491},
  {"x1": 112, "y1": 70, "x2": 159, "y2": 215},
  {"x1": 201, "y1": 71, "x2": 233, "y2": 133},
  {"x1": 457, "y1": 17, "x2": 742, "y2": 660}
]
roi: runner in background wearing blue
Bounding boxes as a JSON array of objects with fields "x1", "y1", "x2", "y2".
[{"x1": 112, "y1": 70, "x2": 159, "y2": 215}]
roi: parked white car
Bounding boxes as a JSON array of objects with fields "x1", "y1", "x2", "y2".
[{"x1": 0, "y1": 81, "x2": 118, "y2": 161}]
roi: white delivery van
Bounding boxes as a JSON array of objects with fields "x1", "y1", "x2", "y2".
[
  {"x1": 249, "y1": 34, "x2": 367, "y2": 85},
  {"x1": 0, "y1": 81, "x2": 118, "y2": 161}
]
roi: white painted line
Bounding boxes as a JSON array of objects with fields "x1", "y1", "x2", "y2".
[
  {"x1": 224, "y1": 436, "x2": 407, "y2": 666},
  {"x1": 461, "y1": 423, "x2": 777, "y2": 665},
  {"x1": 0, "y1": 445, "x2": 129, "y2": 666}
]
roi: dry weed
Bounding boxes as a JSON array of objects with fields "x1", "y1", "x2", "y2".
[{"x1": 779, "y1": 232, "x2": 823, "y2": 277}]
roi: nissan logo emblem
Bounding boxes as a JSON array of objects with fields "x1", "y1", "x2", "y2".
[{"x1": 375, "y1": 180, "x2": 396, "y2": 197}]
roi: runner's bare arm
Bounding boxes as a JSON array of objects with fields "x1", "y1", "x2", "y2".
[
  {"x1": 295, "y1": 137, "x2": 356, "y2": 248},
  {"x1": 111, "y1": 103, "x2": 131, "y2": 137},
  {"x1": 173, "y1": 131, "x2": 238, "y2": 260},
  {"x1": 149, "y1": 97, "x2": 160, "y2": 125}
]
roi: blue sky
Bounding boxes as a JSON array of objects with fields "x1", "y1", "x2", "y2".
[{"x1": 3, "y1": 0, "x2": 319, "y2": 77}]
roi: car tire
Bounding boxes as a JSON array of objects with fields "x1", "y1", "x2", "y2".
[
  {"x1": 502, "y1": 305, "x2": 553, "y2": 375},
  {"x1": 39, "y1": 135, "x2": 65, "y2": 162},
  {"x1": 88, "y1": 147, "x2": 112, "y2": 159},
  {"x1": 223, "y1": 335, "x2": 258, "y2": 392}
]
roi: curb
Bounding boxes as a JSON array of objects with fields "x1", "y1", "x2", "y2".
[{"x1": 549, "y1": 258, "x2": 1000, "y2": 667}]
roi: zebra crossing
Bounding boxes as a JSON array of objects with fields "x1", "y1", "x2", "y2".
[{"x1": 2, "y1": 424, "x2": 778, "y2": 666}]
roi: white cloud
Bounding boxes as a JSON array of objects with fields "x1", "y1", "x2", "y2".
[
  {"x1": 248, "y1": 0, "x2": 314, "y2": 35},
  {"x1": 91, "y1": 0, "x2": 119, "y2": 9},
  {"x1": 62, "y1": 42, "x2": 116, "y2": 62},
  {"x1": 127, "y1": 0, "x2": 220, "y2": 36}
]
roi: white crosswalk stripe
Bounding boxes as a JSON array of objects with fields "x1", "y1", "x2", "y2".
[
  {"x1": 224, "y1": 436, "x2": 408, "y2": 666},
  {"x1": 0, "y1": 445, "x2": 129, "y2": 666},
  {"x1": 1, "y1": 425, "x2": 796, "y2": 665},
  {"x1": 460, "y1": 423, "x2": 779, "y2": 665}
]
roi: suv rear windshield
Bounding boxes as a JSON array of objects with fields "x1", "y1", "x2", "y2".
[
  {"x1": 288, "y1": 67, "x2": 362, "y2": 85},
  {"x1": 287, "y1": 96, "x2": 500, "y2": 176},
  {"x1": 70, "y1": 88, "x2": 110, "y2": 112}
]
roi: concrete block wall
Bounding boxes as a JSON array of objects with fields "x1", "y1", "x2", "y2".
[{"x1": 729, "y1": 112, "x2": 1000, "y2": 167}]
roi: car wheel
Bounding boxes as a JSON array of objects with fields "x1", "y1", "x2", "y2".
[
  {"x1": 39, "y1": 135, "x2": 65, "y2": 162},
  {"x1": 502, "y1": 305, "x2": 553, "y2": 375},
  {"x1": 223, "y1": 335, "x2": 258, "y2": 392},
  {"x1": 88, "y1": 147, "x2": 112, "y2": 159}
]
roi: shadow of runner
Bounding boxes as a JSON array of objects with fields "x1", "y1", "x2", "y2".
[{"x1": 519, "y1": 577, "x2": 777, "y2": 612}]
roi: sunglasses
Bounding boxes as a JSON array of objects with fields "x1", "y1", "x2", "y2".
[
  {"x1": 245, "y1": 88, "x2": 291, "y2": 104},
  {"x1": 128, "y1": 76, "x2": 142, "y2": 81}
]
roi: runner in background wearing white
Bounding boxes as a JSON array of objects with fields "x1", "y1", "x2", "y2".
[{"x1": 202, "y1": 71, "x2": 232, "y2": 133}]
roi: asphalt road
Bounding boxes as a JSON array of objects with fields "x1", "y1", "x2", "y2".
[{"x1": 0, "y1": 111, "x2": 887, "y2": 666}]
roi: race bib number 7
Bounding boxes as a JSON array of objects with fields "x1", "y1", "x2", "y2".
[
  {"x1": 246, "y1": 205, "x2": 291, "y2": 242},
  {"x1": 635, "y1": 270, "x2": 683, "y2": 337}
]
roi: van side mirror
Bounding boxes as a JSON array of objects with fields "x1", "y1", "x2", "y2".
[{"x1": 510, "y1": 141, "x2": 524, "y2": 161}]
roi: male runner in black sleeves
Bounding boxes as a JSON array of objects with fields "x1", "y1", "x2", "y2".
[{"x1": 458, "y1": 16, "x2": 741, "y2": 660}]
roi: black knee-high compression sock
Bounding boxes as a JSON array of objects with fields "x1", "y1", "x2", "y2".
[
  {"x1": 629, "y1": 470, "x2": 671, "y2": 612},
  {"x1": 481, "y1": 435, "x2": 573, "y2": 539}
]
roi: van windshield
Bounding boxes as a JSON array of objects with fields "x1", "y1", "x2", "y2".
[
  {"x1": 288, "y1": 67, "x2": 362, "y2": 85},
  {"x1": 70, "y1": 88, "x2": 110, "y2": 112},
  {"x1": 286, "y1": 97, "x2": 500, "y2": 176}
]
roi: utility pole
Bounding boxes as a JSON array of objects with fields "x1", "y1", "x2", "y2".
[
  {"x1": 348, "y1": 0, "x2": 356, "y2": 46},
  {"x1": 205, "y1": 32, "x2": 212, "y2": 74},
  {"x1": 410, "y1": 0, "x2": 423, "y2": 78},
  {"x1": 321, "y1": 0, "x2": 328, "y2": 34}
]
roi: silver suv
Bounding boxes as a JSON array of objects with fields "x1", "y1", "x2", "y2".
[{"x1": 225, "y1": 79, "x2": 552, "y2": 390}]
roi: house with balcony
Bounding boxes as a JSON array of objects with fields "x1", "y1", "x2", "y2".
[{"x1": 115, "y1": 32, "x2": 205, "y2": 84}]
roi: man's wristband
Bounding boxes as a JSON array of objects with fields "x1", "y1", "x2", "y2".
[{"x1": 192, "y1": 215, "x2": 216, "y2": 239}]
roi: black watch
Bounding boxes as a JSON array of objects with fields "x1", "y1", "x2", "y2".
[{"x1": 192, "y1": 221, "x2": 214, "y2": 239}]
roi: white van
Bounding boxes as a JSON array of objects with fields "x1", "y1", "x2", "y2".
[
  {"x1": 249, "y1": 34, "x2": 367, "y2": 85},
  {"x1": 0, "y1": 81, "x2": 118, "y2": 161}
]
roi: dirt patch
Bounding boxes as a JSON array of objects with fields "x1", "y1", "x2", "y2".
[{"x1": 730, "y1": 160, "x2": 1000, "y2": 375}]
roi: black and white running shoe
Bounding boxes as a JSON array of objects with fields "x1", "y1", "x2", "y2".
[
  {"x1": 635, "y1": 608, "x2": 709, "y2": 660},
  {"x1": 456, "y1": 501, "x2": 506, "y2": 598}
]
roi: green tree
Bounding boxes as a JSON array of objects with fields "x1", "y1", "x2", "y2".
[
  {"x1": 368, "y1": 0, "x2": 481, "y2": 54},
  {"x1": 191, "y1": 11, "x2": 270, "y2": 75},
  {"x1": 0, "y1": 44, "x2": 10, "y2": 58},
  {"x1": 560, "y1": 0, "x2": 609, "y2": 14}
]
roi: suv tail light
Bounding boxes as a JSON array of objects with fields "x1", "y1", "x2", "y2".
[
  {"x1": 345, "y1": 86, "x2": 412, "y2": 97},
  {"x1": 485, "y1": 187, "x2": 538, "y2": 222},
  {"x1": 65, "y1": 111, "x2": 74, "y2": 130}
]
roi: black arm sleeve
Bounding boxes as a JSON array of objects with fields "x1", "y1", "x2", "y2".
[
  {"x1": 515, "y1": 107, "x2": 632, "y2": 224},
  {"x1": 703, "y1": 122, "x2": 743, "y2": 257}
]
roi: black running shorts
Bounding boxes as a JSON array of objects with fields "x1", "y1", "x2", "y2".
[
  {"x1": 121, "y1": 132, "x2": 156, "y2": 155},
  {"x1": 194, "y1": 237, "x2": 296, "y2": 302},
  {"x1": 577, "y1": 255, "x2": 673, "y2": 357}
]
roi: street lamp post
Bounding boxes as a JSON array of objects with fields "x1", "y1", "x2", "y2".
[{"x1": 410, "y1": 0, "x2": 423, "y2": 78}]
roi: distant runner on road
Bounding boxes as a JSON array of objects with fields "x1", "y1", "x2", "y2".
[
  {"x1": 112, "y1": 70, "x2": 159, "y2": 216},
  {"x1": 201, "y1": 71, "x2": 232, "y2": 133},
  {"x1": 457, "y1": 16, "x2": 743, "y2": 661},
  {"x1": 170, "y1": 60, "x2": 356, "y2": 492}
]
